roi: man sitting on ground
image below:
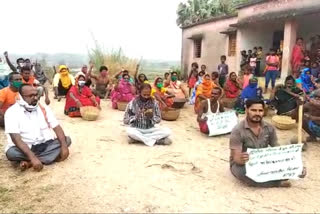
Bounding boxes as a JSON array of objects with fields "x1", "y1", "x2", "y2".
[
  {"x1": 21, "y1": 66, "x2": 50, "y2": 105},
  {"x1": 197, "y1": 87, "x2": 224, "y2": 134},
  {"x1": 0, "y1": 72, "x2": 22, "y2": 127},
  {"x1": 124, "y1": 83, "x2": 172, "y2": 146},
  {"x1": 229, "y1": 99, "x2": 305, "y2": 187},
  {"x1": 5, "y1": 84, "x2": 71, "y2": 171},
  {"x1": 292, "y1": 89, "x2": 320, "y2": 150}
]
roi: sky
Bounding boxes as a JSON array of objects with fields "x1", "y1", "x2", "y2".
[{"x1": 0, "y1": 0, "x2": 184, "y2": 61}]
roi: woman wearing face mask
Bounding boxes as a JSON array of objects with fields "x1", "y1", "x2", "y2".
[
  {"x1": 151, "y1": 77, "x2": 175, "y2": 111},
  {"x1": 167, "y1": 71, "x2": 188, "y2": 100},
  {"x1": 194, "y1": 74, "x2": 217, "y2": 114},
  {"x1": 111, "y1": 73, "x2": 136, "y2": 109},
  {"x1": 53, "y1": 65, "x2": 75, "y2": 100},
  {"x1": 64, "y1": 73, "x2": 101, "y2": 117},
  {"x1": 234, "y1": 77, "x2": 264, "y2": 114}
]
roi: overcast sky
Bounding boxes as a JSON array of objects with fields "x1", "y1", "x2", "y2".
[{"x1": 1, "y1": 0, "x2": 183, "y2": 61}]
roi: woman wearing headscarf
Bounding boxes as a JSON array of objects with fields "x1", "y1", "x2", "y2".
[
  {"x1": 194, "y1": 74, "x2": 217, "y2": 113},
  {"x1": 296, "y1": 68, "x2": 315, "y2": 94},
  {"x1": 151, "y1": 77, "x2": 175, "y2": 111},
  {"x1": 271, "y1": 75, "x2": 303, "y2": 115},
  {"x1": 53, "y1": 65, "x2": 75, "y2": 99},
  {"x1": 64, "y1": 72, "x2": 101, "y2": 117},
  {"x1": 111, "y1": 73, "x2": 136, "y2": 109},
  {"x1": 221, "y1": 72, "x2": 241, "y2": 108},
  {"x1": 234, "y1": 77, "x2": 263, "y2": 114}
]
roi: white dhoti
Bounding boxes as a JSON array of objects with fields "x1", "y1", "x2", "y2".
[{"x1": 127, "y1": 127, "x2": 171, "y2": 147}]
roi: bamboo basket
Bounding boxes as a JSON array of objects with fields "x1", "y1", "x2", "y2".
[
  {"x1": 80, "y1": 106, "x2": 100, "y2": 121},
  {"x1": 271, "y1": 115, "x2": 296, "y2": 130},
  {"x1": 117, "y1": 101, "x2": 129, "y2": 111},
  {"x1": 161, "y1": 108, "x2": 180, "y2": 121},
  {"x1": 172, "y1": 98, "x2": 186, "y2": 109}
]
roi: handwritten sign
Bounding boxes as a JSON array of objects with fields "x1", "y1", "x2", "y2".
[
  {"x1": 207, "y1": 110, "x2": 238, "y2": 136},
  {"x1": 246, "y1": 144, "x2": 303, "y2": 183}
]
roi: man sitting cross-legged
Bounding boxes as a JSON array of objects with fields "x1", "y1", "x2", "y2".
[{"x1": 4, "y1": 84, "x2": 71, "y2": 171}]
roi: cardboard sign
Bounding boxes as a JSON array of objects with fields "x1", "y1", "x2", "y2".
[
  {"x1": 207, "y1": 110, "x2": 238, "y2": 136},
  {"x1": 246, "y1": 144, "x2": 303, "y2": 183}
]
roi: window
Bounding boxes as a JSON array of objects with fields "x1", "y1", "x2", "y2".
[
  {"x1": 228, "y1": 33, "x2": 237, "y2": 56},
  {"x1": 194, "y1": 39, "x2": 202, "y2": 58}
]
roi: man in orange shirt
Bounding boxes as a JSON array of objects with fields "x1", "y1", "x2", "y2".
[
  {"x1": 0, "y1": 72, "x2": 22, "y2": 127},
  {"x1": 21, "y1": 66, "x2": 50, "y2": 105}
]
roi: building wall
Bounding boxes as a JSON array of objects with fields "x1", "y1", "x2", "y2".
[
  {"x1": 238, "y1": 0, "x2": 320, "y2": 23},
  {"x1": 181, "y1": 17, "x2": 237, "y2": 79},
  {"x1": 237, "y1": 21, "x2": 284, "y2": 73}
]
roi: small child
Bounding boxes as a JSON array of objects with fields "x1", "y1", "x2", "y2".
[
  {"x1": 250, "y1": 53, "x2": 257, "y2": 71},
  {"x1": 311, "y1": 62, "x2": 319, "y2": 79},
  {"x1": 217, "y1": 55, "x2": 229, "y2": 87},
  {"x1": 247, "y1": 49, "x2": 253, "y2": 64},
  {"x1": 240, "y1": 65, "x2": 253, "y2": 89},
  {"x1": 188, "y1": 62, "x2": 199, "y2": 96}
]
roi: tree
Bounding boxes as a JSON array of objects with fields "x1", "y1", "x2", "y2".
[{"x1": 176, "y1": 0, "x2": 250, "y2": 27}]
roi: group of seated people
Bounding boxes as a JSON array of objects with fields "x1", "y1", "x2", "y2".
[{"x1": 0, "y1": 55, "x2": 313, "y2": 190}]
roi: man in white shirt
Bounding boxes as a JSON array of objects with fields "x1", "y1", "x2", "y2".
[{"x1": 5, "y1": 84, "x2": 71, "y2": 171}]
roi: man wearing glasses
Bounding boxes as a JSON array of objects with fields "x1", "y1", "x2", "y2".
[{"x1": 4, "y1": 84, "x2": 71, "y2": 171}]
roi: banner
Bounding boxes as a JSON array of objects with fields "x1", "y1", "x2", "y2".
[
  {"x1": 207, "y1": 110, "x2": 238, "y2": 136},
  {"x1": 246, "y1": 144, "x2": 303, "y2": 183}
]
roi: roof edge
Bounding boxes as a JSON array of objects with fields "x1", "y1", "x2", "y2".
[
  {"x1": 236, "y1": 0, "x2": 268, "y2": 9},
  {"x1": 181, "y1": 14, "x2": 237, "y2": 30}
]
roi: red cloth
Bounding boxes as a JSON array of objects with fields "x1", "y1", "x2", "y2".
[
  {"x1": 188, "y1": 76, "x2": 197, "y2": 88},
  {"x1": 225, "y1": 80, "x2": 239, "y2": 98},
  {"x1": 291, "y1": 44, "x2": 304, "y2": 73},
  {"x1": 199, "y1": 121, "x2": 209, "y2": 134},
  {"x1": 64, "y1": 85, "x2": 99, "y2": 117}
]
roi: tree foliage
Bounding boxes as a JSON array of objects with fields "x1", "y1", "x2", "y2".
[{"x1": 176, "y1": 0, "x2": 250, "y2": 27}]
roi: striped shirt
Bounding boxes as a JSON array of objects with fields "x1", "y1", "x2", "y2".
[{"x1": 123, "y1": 98, "x2": 161, "y2": 129}]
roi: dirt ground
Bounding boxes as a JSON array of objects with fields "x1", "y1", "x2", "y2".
[{"x1": 1, "y1": 93, "x2": 320, "y2": 213}]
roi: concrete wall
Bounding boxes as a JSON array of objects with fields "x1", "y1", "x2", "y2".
[
  {"x1": 238, "y1": 0, "x2": 320, "y2": 23},
  {"x1": 237, "y1": 21, "x2": 284, "y2": 73},
  {"x1": 181, "y1": 17, "x2": 237, "y2": 79}
]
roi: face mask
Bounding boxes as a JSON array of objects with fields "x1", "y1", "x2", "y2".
[
  {"x1": 19, "y1": 63, "x2": 24, "y2": 67},
  {"x1": 12, "y1": 81, "x2": 22, "y2": 89},
  {"x1": 171, "y1": 76, "x2": 177, "y2": 81},
  {"x1": 140, "y1": 96, "x2": 150, "y2": 102},
  {"x1": 156, "y1": 83, "x2": 163, "y2": 88},
  {"x1": 17, "y1": 96, "x2": 38, "y2": 112},
  {"x1": 78, "y1": 80, "x2": 86, "y2": 87}
]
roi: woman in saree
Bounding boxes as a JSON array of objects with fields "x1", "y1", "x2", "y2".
[
  {"x1": 64, "y1": 73, "x2": 101, "y2": 117},
  {"x1": 167, "y1": 71, "x2": 188, "y2": 99},
  {"x1": 194, "y1": 74, "x2": 217, "y2": 113},
  {"x1": 189, "y1": 70, "x2": 205, "y2": 105},
  {"x1": 296, "y1": 68, "x2": 315, "y2": 94},
  {"x1": 111, "y1": 73, "x2": 136, "y2": 109},
  {"x1": 221, "y1": 72, "x2": 241, "y2": 108},
  {"x1": 151, "y1": 77, "x2": 175, "y2": 111},
  {"x1": 291, "y1": 38, "x2": 305, "y2": 78},
  {"x1": 53, "y1": 65, "x2": 75, "y2": 99},
  {"x1": 234, "y1": 77, "x2": 263, "y2": 114},
  {"x1": 271, "y1": 75, "x2": 303, "y2": 115}
]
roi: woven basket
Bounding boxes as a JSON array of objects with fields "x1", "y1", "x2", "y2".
[
  {"x1": 172, "y1": 98, "x2": 186, "y2": 109},
  {"x1": 272, "y1": 115, "x2": 296, "y2": 130},
  {"x1": 80, "y1": 106, "x2": 100, "y2": 121},
  {"x1": 161, "y1": 108, "x2": 180, "y2": 121},
  {"x1": 117, "y1": 101, "x2": 129, "y2": 111}
]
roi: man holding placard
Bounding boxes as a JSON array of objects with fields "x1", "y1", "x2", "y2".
[
  {"x1": 197, "y1": 87, "x2": 224, "y2": 135},
  {"x1": 229, "y1": 99, "x2": 306, "y2": 187}
]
